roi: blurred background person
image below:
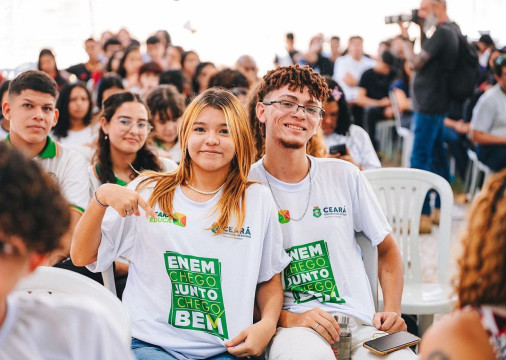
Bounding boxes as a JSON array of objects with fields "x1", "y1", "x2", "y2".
[
  {"x1": 0, "y1": 80, "x2": 11, "y2": 139},
  {"x1": 37, "y1": 48, "x2": 69, "y2": 91},
  {"x1": 117, "y1": 46, "x2": 143, "y2": 91},
  {"x1": 146, "y1": 85, "x2": 185, "y2": 163},
  {"x1": 323, "y1": 77, "x2": 380, "y2": 170},
  {"x1": 191, "y1": 61, "x2": 217, "y2": 96},
  {"x1": 52, "y1": 82, "x2": 96, "y2": 162}
]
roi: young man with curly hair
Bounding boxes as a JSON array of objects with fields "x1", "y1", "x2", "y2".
[
  {"x1": 249, "y1": 65, "x2": 415, "y2": 359},
  {"x1": 0, "y1": 144, "x2": 134, "y2": 359},
  {"x1": 2, "y1": 70, "x2": 89, "y2": 266}
]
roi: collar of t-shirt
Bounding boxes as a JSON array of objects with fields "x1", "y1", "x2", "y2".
[
  {"x1": 94, "y1": 164, "x2": 128, "y2": 186},
  {"x1": 261, "y1": 155, "x2": 316, "y2": 193},
  {"x1": 4, "y1": 135, "x2": 59, "y2": 159},
  {"x1": 0, "y1": 297, "x2": 18, "y2": 346}
]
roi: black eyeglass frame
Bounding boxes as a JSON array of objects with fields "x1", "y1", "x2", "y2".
[{"x1": 261, "y1": 100, "x2": 326, "y2": 118}]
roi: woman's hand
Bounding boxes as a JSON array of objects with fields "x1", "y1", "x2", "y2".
[
  {"x1": 225, "y1": 319, "x2": 277, "y2": 358},
  {"x1": 96, "y1": 183, "x2": 157, "y2": 218}
]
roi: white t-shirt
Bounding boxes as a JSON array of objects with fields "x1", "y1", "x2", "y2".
[
  {"x1": 52, "y1": 125, "x2": 98, "y2": 164},
  {"x1": 4, "y1": 135, "x2": 89, "y2": 214},
  {"x1": 470, "y1": 84, "x2": 506, "y2": 138},
  {"x1": 87, "y1": 180, "x2": 290, "y2": 360},
  {"x1": 88, "y1": 157, "x2": 178, "y2": 195},
  {"x1": 0, "y1": 294, "x2": 135, "y2": 360},
  {"x1": 248, "y1": 156, "x2": 391, "y2": 325},
  {"x1": 0, "y1": 120, "x2": 8, "y2": 140},
  {"x1": 333, "y1": 55, "x2": 376, "y2": 101},
  {"x1": 150, "y1": 139, "x2": 182, "y2": 164},
  {"x1": 323, "y1": 125, "x2": 381, "y2": 170}
]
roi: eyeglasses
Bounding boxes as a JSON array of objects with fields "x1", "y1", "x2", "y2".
[
  {"x1": 261, "y1": 99, "x2": 325, "y2": 119},
  {"x1": 115, "y1": 118, "x2": 153, "y2": 134}
]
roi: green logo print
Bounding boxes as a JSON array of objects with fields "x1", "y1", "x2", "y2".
[
  {"x1": 313, "y1": 206, "x2": 322, "y2": 218},
  {"x1": 284, "y1": 240, "x2": 345, "y2": 304},
  {"x1": 164, "y1": 252, "x2": 228, "y2": 339}
]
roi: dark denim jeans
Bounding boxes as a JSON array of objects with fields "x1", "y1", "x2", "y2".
[
  {"x1": 410, "y1": 112, "x2": 450, "y2": 215},
  {"x1": 131, "y1": 338, "x2": 238, "y2": 360}
]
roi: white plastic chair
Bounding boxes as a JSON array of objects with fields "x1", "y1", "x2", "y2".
[
  {"x1": 356, "y1": 232, "x2": 378, "y2": 311},
  {"x1": 364, "y1": 168, "x2": 456, "y2": 335},
  {"x1": 389, "y1": 91, "x2": 414, "y2": 167},
  {"x1": 15, "y1": 266, "x2": 131, "y2": 345},
  {"x1": 466, "y1": 149, "x2": 492, "y2": 201}
]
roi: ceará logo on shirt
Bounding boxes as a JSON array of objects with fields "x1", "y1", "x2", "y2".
[
  {"x1": 313, "y1": 205, "x2": 347, "y2": 219},
  {"x1": 211, "y1": 224, "x2": 252, "y2": 239}
]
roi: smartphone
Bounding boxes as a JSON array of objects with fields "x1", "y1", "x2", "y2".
[
  {"x1": 329, "y1": 143, "x2": 347, "y2": 156},
  {"x1": 363, "y1": 331, "x2": 420, "y2": 355}
]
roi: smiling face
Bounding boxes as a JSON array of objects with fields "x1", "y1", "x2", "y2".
[
  {"x1": 257, "y1": 85, "x2": 322, "y2": 150},
  {"x1": 187, "y1": 106, "x2": 235, "y2": 175},
  {"x1": 2, "y1": 89, "x2": 59, "y2": 146},
  {"x1": 68, "y1": 86, "x2": 90, "y2": 122},
  {"x1": 101, "y1": 101, "x2": 149, "y2": 155}
]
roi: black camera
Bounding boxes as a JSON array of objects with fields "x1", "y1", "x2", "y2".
[
  {"x1": 384, "y1": 9, "x2": 420, "y2": 25},
  {"x1": 329, "y1": 144, "x2": 347, "y2": 156}
]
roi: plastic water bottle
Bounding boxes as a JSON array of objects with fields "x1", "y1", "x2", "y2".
[{"x1": 331, "y1": 315, "x2": 352, "y2": 360}]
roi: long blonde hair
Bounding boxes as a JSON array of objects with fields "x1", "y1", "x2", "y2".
[
  {"x1": 138, "y1": 88, "x2": 255, "y2": 234},
  {"x1": 455, "y1": 168, "x2": 506, "y2": 307}
]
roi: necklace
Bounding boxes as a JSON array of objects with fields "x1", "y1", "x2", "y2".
[
  {"x1": 185, "y1": 182, "x2": 225, "y2": 195},
  {"x1": 263, "y1": 159, "x2": 312, "y2": 222}
]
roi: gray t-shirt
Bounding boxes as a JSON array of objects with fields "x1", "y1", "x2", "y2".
[
  {"x1": 470, "y1": 84, "x2": 506, "y2": 137},
  {"x1": 412, "y1": 23, "x2": 459, "y2": 115}
]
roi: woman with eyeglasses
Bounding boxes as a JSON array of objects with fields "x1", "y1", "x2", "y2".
[
  {"x1": 71, "y1": 88, "x2": 289, "y2": 360},
  {"x1": 89, "y1": 91, "x2": 177, "y2": 194}
]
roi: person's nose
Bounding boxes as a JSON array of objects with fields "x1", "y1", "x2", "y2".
[{"x1": 205, "y1": 131, "x2": 220, "y2": 145}]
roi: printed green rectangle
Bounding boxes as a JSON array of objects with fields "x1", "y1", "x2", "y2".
[
  {"x1": 284, "y1": 240, "x2": 345, "y2": 304},
  {"x1": 165, "y1": 251, "x2": 229, "y2": 339}
]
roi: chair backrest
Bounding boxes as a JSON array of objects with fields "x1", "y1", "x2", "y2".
[
  {"x1": 15, "y1": 266, "x2": 131, "y2": 345},
  {"x1": 389, "y1": 90, "x2": 403, "y2": 133},
  {"x1": 356, "y1": 231, "x2": 378, "y2": 311},
  {"x1": 364, "y1": 168, "x2": 453, "y2": 285}
]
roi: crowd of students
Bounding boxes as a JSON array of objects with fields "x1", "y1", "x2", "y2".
[{"x1": 0, "y1": 6, "x2": 505, "y2": 360}]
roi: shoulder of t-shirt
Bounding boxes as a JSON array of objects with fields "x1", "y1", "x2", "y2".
[
  {"x1": 313, "y1": 156, "x2": 362, "y2": 177},
  {"x1": 160, "y1": 157, "x2": 178, "y2": 172},
  {"x1": 349, "y1": 124, "x2": 369, "y2": 138},
  {"x1": 246, "y1": 181, "x2": 270, "y2": 198},
  {"x1": 248, "y1": 159, "x2": 264, "y2": 179}
]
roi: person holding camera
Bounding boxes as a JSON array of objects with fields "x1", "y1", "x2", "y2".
[
  {"x1": 398, "y1": 0, "x2": 459, "y2": 232},
  {"x1": 322, "y1": 77, "x2": 380, "y2": 171}
]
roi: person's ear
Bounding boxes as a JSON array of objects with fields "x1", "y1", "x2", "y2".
[
  {"x1": 2, "y1": 100, "x2": 11, "y2": 121},
  {"x1": 100, "y1": 116, "x2": 109, "y2": 134},
  {"x1": 26, "y1": 252, "x2": 47, "y2": 274},
  {"x1": 51, "y1": 108, "x2": 59, "y2": 128},
  {"x1": 256, "y1": 102, "x2": 267, "y2": 124}
]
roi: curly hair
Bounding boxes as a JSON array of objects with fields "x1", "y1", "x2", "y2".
[
  {"x1": 455, "y1": 168, "x2": 506, "y2": 308},
  {"x1": 246, "y1": 68, "x2": 328, "y2": 162},
  {"x1": 53, "y1": 82, "x2": 93, "y2": 138},
  {"x1": 0, "y1": 143, "x2": 70, "y2": 253},
  {"x1": 95, "y1": 91, "x2": 162, "y2": 185},
  {"x1": 257, "y1": 64, "x2": 330, "y2": 103}
]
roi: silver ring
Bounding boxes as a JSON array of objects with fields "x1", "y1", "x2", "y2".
[
  {"x1": 125, "y1": 208, "x2": 134, "y2": 215},
  {"x1": 314, "y1": 323, "x2": 320, "y2": 331}
]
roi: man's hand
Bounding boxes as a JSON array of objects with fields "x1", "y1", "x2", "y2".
[
  {"x1": 343, "y1": 72, "x2": 358, "y2": 87},
  {"x1": 225, "y1": 319, "x2": 276, "y2": 358},
  {"x1": 397, "y1": 21, "x2": 411, "y2": 38},
  {"x1": 373, "y1": 312, "x2": 407, "y2": 333},
  {"x1": 280, "y1": 308, "x2": 340, "y2": 344}
]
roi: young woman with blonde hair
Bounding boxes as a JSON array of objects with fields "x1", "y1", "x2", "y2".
[
  {"x1": 420, "y1": 168, "x2": 506, "y2": 360},
  {"x1": 71, "y1": 88, "x2": 289, "y2": 360}
]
